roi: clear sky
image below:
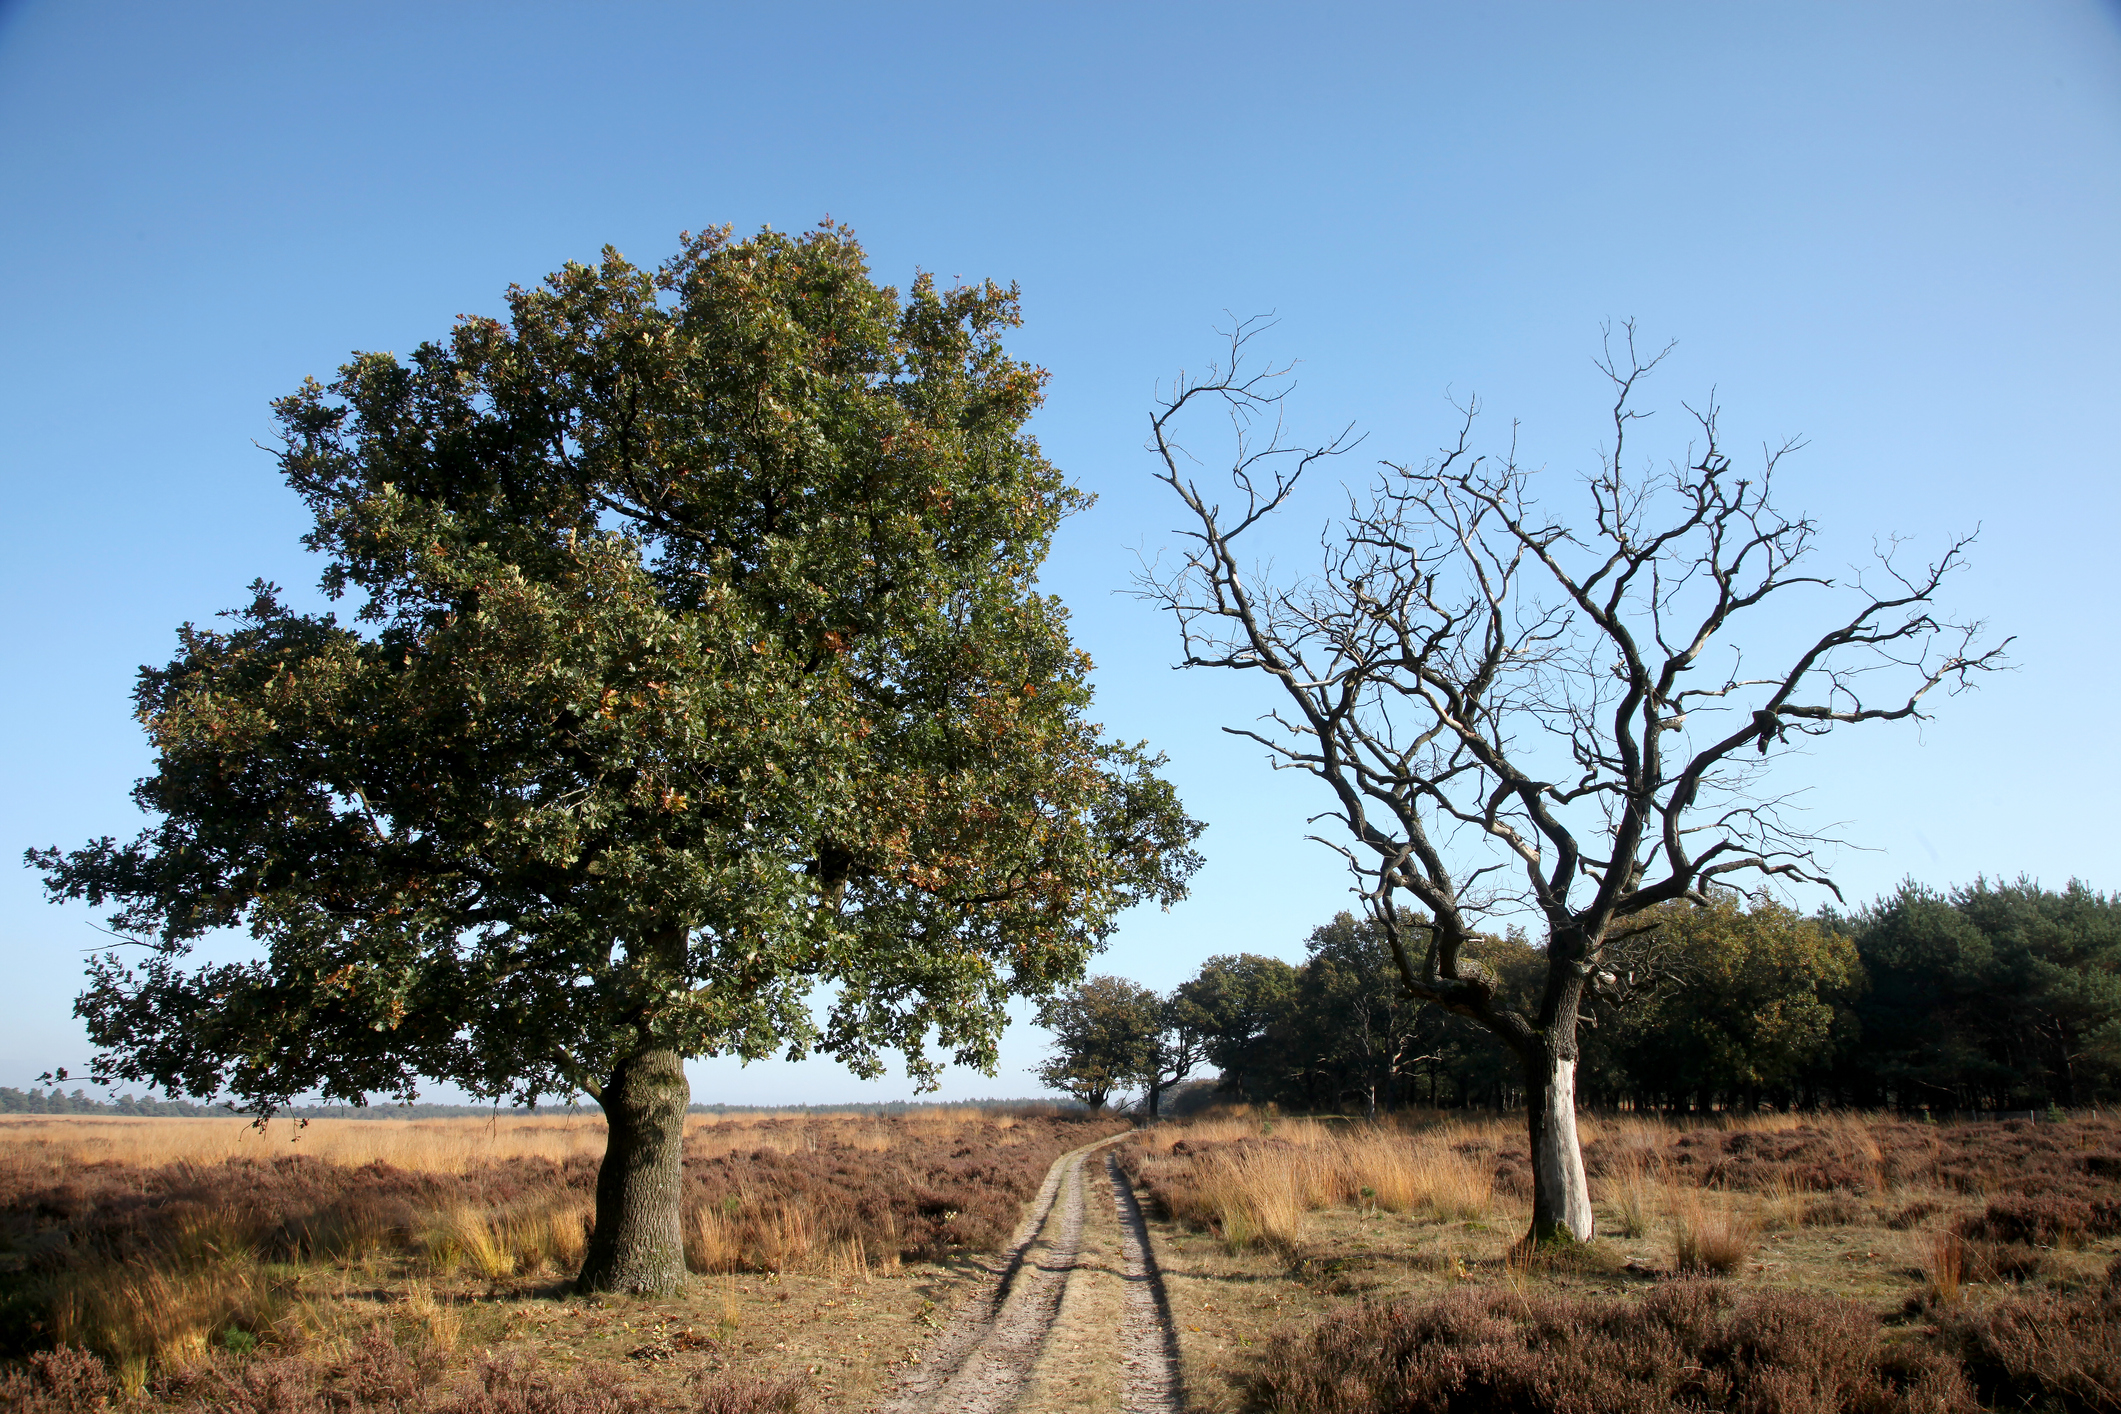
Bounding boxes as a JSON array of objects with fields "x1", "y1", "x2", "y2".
[{"x1": 3, "y1": 1, "x2": 2117, "y2": 1107}]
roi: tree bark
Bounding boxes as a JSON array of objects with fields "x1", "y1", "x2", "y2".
[
  {"x1": 577, "y1": 1047, "x2": 690, "y2": 1295},
  {"x1": 1524, "y1": 1043, "x2": 1595, "y2": 1243}
]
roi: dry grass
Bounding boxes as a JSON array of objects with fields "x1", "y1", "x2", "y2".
[
  {"x1": 48, "y1": 1260, "x2": 279, "y2": 1393},
  {"x1": 1668, "y1": 1187, "x2": 1758, "y2": 1275},
  {"x1": 1128, "y1": 1107, "x2": 2121, "y2": 1414},
  {"x1": 1600, "y1": 1152, "x2": 1660, "y2": 1238},
  {"x1": 0, "y1": 1106, "x2": 1123, "y2": 1401},
  {"x1": 0, "y1": 1108, "x2": 1029, "y2": 1178},
  {"x1": 1124, "y1": 1115, "x2": 1498, "y2": 1252},
  {"x1": 1920, "y1": 1227, "x2": 1966, "y2": 1305},
  {"x1": 0, "y1": 1113, "x2": 614, "y2": 1174}
]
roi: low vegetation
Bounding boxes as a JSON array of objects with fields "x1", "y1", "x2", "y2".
[
  {"x1": 1122, "y1": 1108, "x2": 2121, "y2": 1413},
  {"x1": 1255, "y1": 1280, "x2": 1979, "y2": 1414},
  {"x1": 1125, "y1": 1115, "x2": 1493, "y2": 1255},
  {"x1": 0, "y1": 1107, "x2": 1123, "y2": 1407}
]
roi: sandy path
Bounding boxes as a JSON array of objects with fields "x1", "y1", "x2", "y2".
[
  {"x1": 880, "y1": 1133, "x2": 1182, "y2": 1414},
  {"x1": 1105, "y1": 1151, "x2": 1183, "y2": 1413}
]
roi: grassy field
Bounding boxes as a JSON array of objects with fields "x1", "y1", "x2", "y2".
[
  {"x1": 1117, "y1": 1109, "x2": 2121, "y2": 1413},
  {"x1": 0, "y1": 1108, "x2": 1128, "y2": 1411}
]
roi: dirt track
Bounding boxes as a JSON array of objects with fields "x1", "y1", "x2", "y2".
[{"x1": 881, "y1": 1133, "x2": 1182, "y2": 1414}]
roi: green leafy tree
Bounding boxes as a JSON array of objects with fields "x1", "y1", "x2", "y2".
[
  {"x1": 1836, "y1": 878, "x2": 2121, "y2": 1109},
  {"x1": 1236, "y1": 917, "x2": 1538, "y2": 1115},
  {"x1": 1138, "y1": 992, "x2": 1205, "y2": 1119},
  {"x1": 1036, "y1": 974, "x2": 1162, "y2": 1111},
  {"x1": 1173, "y1": 953, "x2": 1298, "y2": 1102},
  {"x1": 1265, "y1": 912, "x2": 1426, "y2": 1117},
  {"x1": 1583, "y1": 898, "x2": 1860, "y2": 1109},
  {"x1": 29, "y1": 224, "x2": 1201, "y2": 1294}
]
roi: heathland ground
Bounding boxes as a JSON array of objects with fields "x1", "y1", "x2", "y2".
[
  {"x1": 4, "y1": 1107, "x2": 2119, "y2": 1412},
  {"x1": 0, "y1": 1108, "x2": 1127, "y2": 1411}
]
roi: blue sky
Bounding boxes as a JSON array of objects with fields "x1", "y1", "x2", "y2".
[{"x1": 3, "y1": 1, "x2": 2117, "y2": 1106}]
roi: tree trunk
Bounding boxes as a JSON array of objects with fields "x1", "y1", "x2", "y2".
[
  {"x1": 577, "y1": 1048, "x2": 690, "y2": 1295},
  {"x1": 1524, "y1": 1043, "x2": 1594, "y2": 1244},
  {"x1": 1148, "y1": 1080, "x2": 1162, "y2": 1119}
]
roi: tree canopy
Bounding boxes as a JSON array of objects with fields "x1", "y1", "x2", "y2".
[
  {"x1": 31, "y1": 224, "x2": 1200, "y2": 1288},
  {"x1": 1826, "y1": 878, "x2": 2121, "y2": 1110},
  {"x1": 1035, "y1": 975, "x2": 1162, "y2": 1111},
  {"x1": 1172, "y1": 953, "x2": 1297, "y2": 1103}
]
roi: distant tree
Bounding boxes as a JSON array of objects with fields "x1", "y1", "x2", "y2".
[
  {"x1": 1037, "y1": 975, "x2": 1161, "y2": 1112},
  {"x1": 1835, "y1": 878, "x2": 2121, "y2": 1110},
  {"x1": 1137, "y1": 995, "x2": 1205, "y2": 1120},
  {"x1": 1954, "y1": 879, "x2": 2121, "y2": 1107},
  {"x1": 1269, "y1": 912, "x2": 1430, "y2": 1117},
  {"x1": 1581, "y1": 897, "x2": 1860, "y2": 1110},
  {"x1": 1233, "y1": 916, "x2": 1539, "y2": 1116},
  {"x1": 29, "y1": 224, "x2": 1200, "y2": 1294},
  {"x1": 1144, "y1": 323, "x2": 2002, "y2": 1242},
  {"x1": 1174, "y1": 953, "x2": 1297, "y2": 1102}
]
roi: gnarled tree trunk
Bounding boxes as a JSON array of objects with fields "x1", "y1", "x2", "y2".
[
  {"x1": 577, "y1": 1047, "x2": 690, "y2": 1294},
  {"x1": 1524, "y1": 1041, "x2": 1595, "y2": 1242}
]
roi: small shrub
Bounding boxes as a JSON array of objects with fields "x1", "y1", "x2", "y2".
[
  {"x1": 692, "y1": 1375, "x2": 808, "y2": 1414},
  {"x1": 341, "y1": 1326, "x2": 437, "y2": 1410},
  {"x1": 1961, "y1": 1238, "x2": 2051, "y2": 1285},
  {"x1": 1962, "y1": 1195, "x2": 2113, "y2": 1249},
  {"x1": 1802, "y1": 1193, "x2": 1864, "y2": 1227}
]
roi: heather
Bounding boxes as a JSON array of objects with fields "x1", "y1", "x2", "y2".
[
  {"x1": 1252, "y1": 1281, "x2": 1976, "y2": 1414},
  {"x1": 1, "y1": 1336, "x2": 807, "y2": 1414},
  {"x1": 1125, "y1": 1108, "x2": 2121, "y2": 1411},
  {"x1": 0, "y1": 1108, "x2": 1123, "y2": 1399},
  {"x1": 1253, "y1": 1269, "x2": 2121, "y2": 1414}
]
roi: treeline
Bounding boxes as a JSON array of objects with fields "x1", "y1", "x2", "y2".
[
  {"x1": 0, "y1": 1090, "x2": 558, "y2": 1118},
  {"x1": 0, "y1": 1088, "x2": 220, "y2": 1116},
  {"x1": 1043, "y1": 877, "x2": 2121, "y2": 1116},
  {"x1": 1, "y1": 1086, "x2": 1077, "y2": 1119}
]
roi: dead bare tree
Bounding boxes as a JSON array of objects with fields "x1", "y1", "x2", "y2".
[{"x1": 1140, "y1": 321, "x2": 2006, "y2": 1243}]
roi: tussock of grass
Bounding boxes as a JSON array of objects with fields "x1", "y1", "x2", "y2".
[
  {"x1": 48, "y1": 1260, "x2": 279, "y2": 1392},
  {"x1": 1598, "y1": 1152, "x2": 1661, "y2": 1237},
  {"x1": 1919, "y1": 1228, "x2": 1966, "y2": 1305},
  {"x1": 1668, "y1": 1188, "x2": 1758, "y2": 1275}
]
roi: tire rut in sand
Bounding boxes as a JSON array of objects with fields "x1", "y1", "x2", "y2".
[
  {"x1": 1106, "y1": 1151, "x2": 1183, "y2": 1414},
  {"x1": 881, "y1": 1134, "x2": 1114, "y2": 1414},
  {"x1": 882, "y1": 1132, "x2": 1182, "y2": 1414}
]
